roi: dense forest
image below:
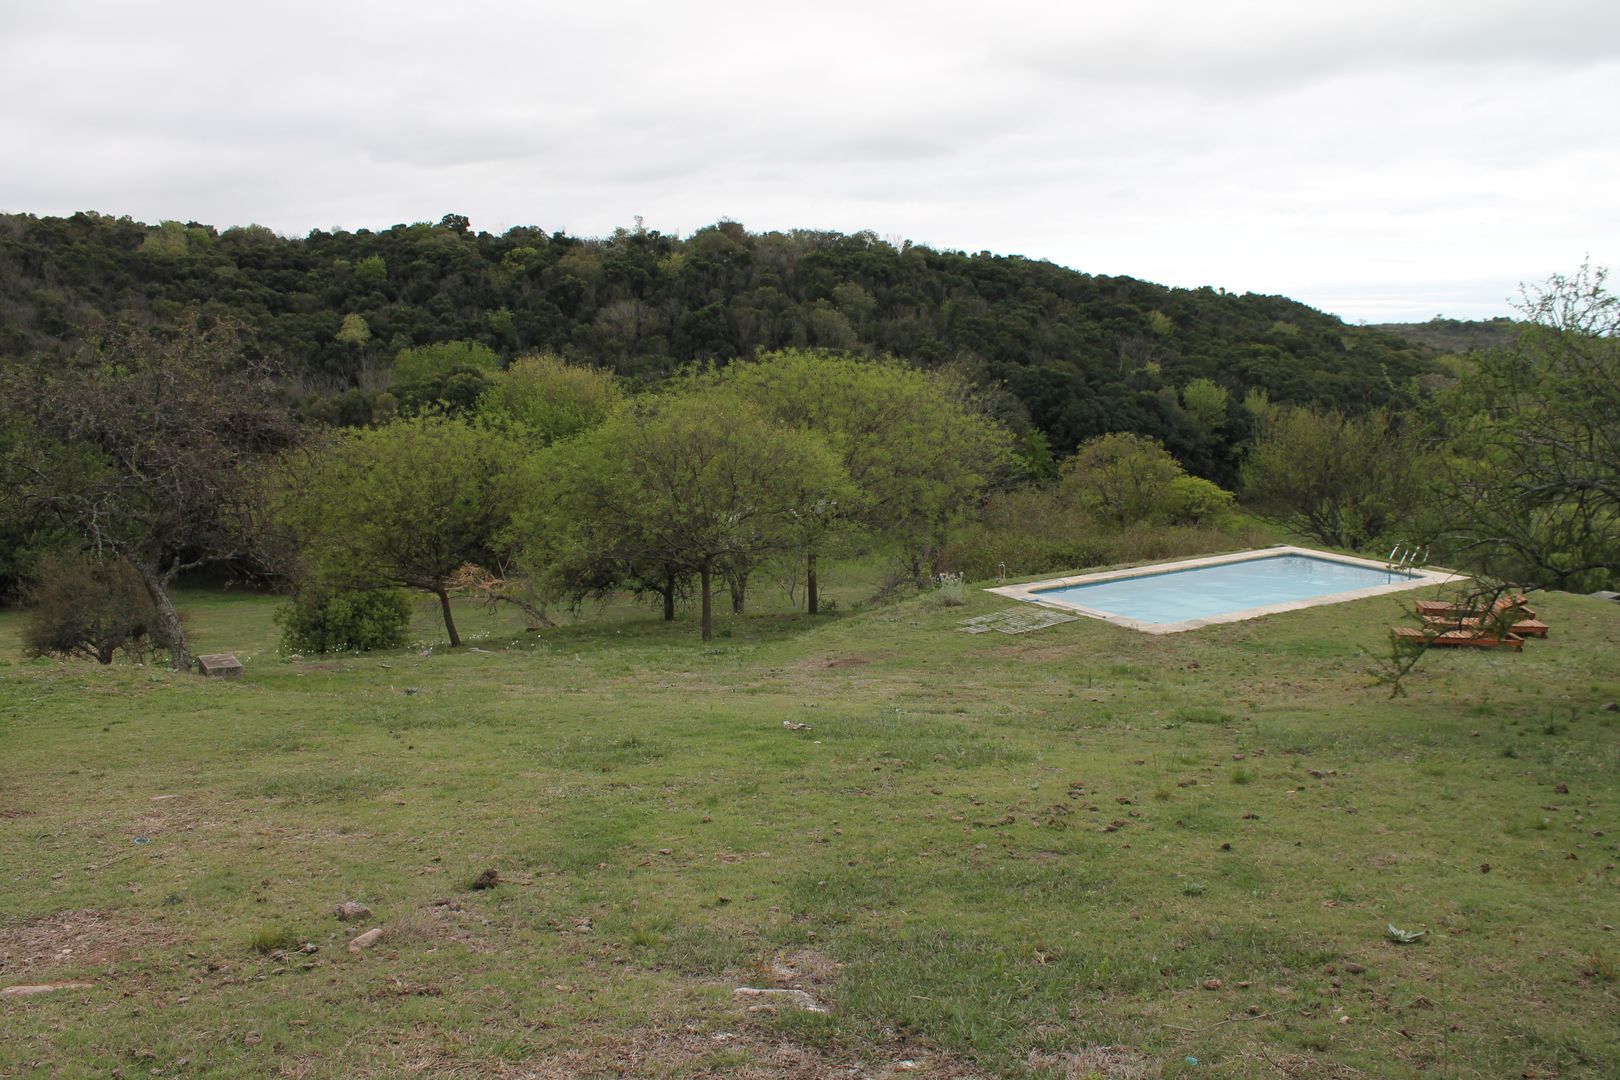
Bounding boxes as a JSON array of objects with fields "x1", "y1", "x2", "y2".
[
  {"x1": 1369, "y1": 316, "x2": 1519, "y2": 354},
  {"x1": 0, "y1": 211, "x2": 1446, "y2": 482}
]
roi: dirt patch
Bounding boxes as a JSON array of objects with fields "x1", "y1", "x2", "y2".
[
  {"x1": 1028, "y1": 1045, "x2": 1160, "y2": 1079},
  {"x1": 510, "y1": 1024, "x2": 986, "y2": 1080},
  {"x1": 985, "y1": 644, "x2": 1078, "y2": 662},
  {"x1": 0, "y1": 908, "x2": 171, "y2": 979},
  {"x1": 823, "y1": 656, "x2": 871, "y2": 669}
]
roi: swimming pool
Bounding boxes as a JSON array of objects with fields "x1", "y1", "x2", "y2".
[{"x1": 986, "y1": 546, "x2": 1458, "y2": 633}]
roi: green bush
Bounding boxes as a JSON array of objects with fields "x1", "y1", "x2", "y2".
[
  {"x1": 1165, "y1": 475, "x2": 1236, "y2": 524},
  {"x1": 20, "y1": 552, "x2": 174, "y2": 664},
  {"x1": 275, "y1": 589, "x2": 413, "y2": 654}
]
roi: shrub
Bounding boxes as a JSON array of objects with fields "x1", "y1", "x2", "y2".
[
  {"x1": 931, "y1": 571, "x2": 967, "y2": 606},
  {"x1": 1165, "y1": 475, "x2": 1235, "y2": 524},
  {"x1": 1059, "y1": 433, "x2": 1182, "y2": 524},
  {"x1": 20, "y1": 552, "x2": 173, "y2": 664},
  {"x1": 275, "y1": 588, "x2": 413, "y2": 654}
]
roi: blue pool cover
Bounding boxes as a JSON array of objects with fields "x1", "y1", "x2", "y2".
[{"x1": 1032, "y1": 554, "x2": 1416, "y2": 625}]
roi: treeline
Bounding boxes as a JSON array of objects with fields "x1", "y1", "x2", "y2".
[
  {"x1": 0, "y1": 211, "x2": 1445, "y2": 483},
  {"x1": 1370, "y1": 316, "x2": 1519, "y2": 355},
  {"x1": 4, "y1": 261, "x2": 1615, "y2": 670}
]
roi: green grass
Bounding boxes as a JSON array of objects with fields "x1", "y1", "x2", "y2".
[{"x1": 1, "y1": 573, "x2": 1618, "y2": 1078}]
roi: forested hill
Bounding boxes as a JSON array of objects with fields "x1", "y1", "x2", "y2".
[
  {"x1": 1369, "y1": 317, "x2": 1519, "y2": 354},
  {"x1": 0, "y1": 211, "x2": 1440, "y2": 466}
]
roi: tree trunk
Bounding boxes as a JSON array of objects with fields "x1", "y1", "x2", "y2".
[
  {"x1": 663, "y1": 568, "x2": 676, "y2": 621},
  {"x1": 700, "y1": 561, "x2": 713, "y2": 642},
  {"x1": 132, "y1": 560, "x2": 190, "y2": 672},
  {"x1": 436, "y1": 586, "x2": 462, "y2": 647},
  {"x1": 807, "y1": 551, "x2": 819, "y2": 614},
  {"x1": 728, "y1": 568, "x2": 748, "y2": 615}
]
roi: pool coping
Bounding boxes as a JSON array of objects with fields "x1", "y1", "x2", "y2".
[{"x1": 983, "y1": 545, "x2": 1464, "y2": 634}]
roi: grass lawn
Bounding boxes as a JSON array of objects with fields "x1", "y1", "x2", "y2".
[{"x1": 1, "y1": 569, "x2": 1618, "y2": 1078}]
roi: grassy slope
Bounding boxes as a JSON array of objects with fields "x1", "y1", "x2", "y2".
[{"x1": 1, "y1": 573, "x2": 1617, "y2": 1079}]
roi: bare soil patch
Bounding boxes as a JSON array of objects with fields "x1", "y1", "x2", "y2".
[
  {"x1": 0, "y1": 908, "x2": 171, "y2": 979},
  {"x1": 511, "y1": 1023, "x2": 985, "y2": 1079}
]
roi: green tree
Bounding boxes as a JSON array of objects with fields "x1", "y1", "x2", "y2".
[
  {"x1": 720, "y1": 350, "x2": 1014, "y2": 599},
  {"x1": 479, "y1": 353, "x2": 623, "y2": 444},
  {"x1": 1241, "y1": 405, "x2": 1424, "y2": 550},
  {"x1": 525, "y1": 389, "x2": 849, "y2": 641},
  {"x1": 392, "y1": 340, "x2": 500, "y2": 386},
  {"x1": 271, "y1": 415, "x2": 525, "y2": 647},
  {"x1": 1426, "y1": 263, "x2": 1620, "y2": 589},
  {"x1": 1059, "y1": 432, "x2": 1183, "y2": 524},
  {"x1": 0, "y1": 319, "x2": 296, "y2": 671},
  {"x1": 335, "y1": 313, "x2": 371, "y2": 346}
]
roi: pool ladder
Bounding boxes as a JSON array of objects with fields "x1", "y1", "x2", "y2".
[{"x1": 1386, "y1": 544, "x2": 1428, "y2": 575}]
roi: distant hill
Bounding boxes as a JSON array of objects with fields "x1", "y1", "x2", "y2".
[
  {"x1": 0, "y1": 211, "x2": 1444, "y2": 480},
  {"x1": 1369, "y1": 317, "x2": 1519, "y2": 354}
]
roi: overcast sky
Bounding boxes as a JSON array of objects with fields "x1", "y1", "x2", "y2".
[{"x1": 2, "y1": 1, "x2": 1615, "y2": 323}]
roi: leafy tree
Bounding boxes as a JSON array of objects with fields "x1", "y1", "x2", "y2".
[
  {"x1": 527, "y1": 389, "x2": 849, "y2": 640},
  {"x1": 1059, "y1": 433, "x2": 1183, "y2": 524},
  {"x1": 720, "y1": 350, "x2": 1014, "y2": 599},
  {"x1": 335, "y1": 313, "x2": 371, "y2": 346},
  {"x1": 1241, "y1": 404, "x2": 1424, "y2": 550},
  {"x1": 392, "y1": 340, "x2": 500, "y2": 386},
  {"x1": 478, "y1": 353, "x2": 623, "y2": 444},
  {"x1": 271, "y1": 415, "x2": 525, "y2": 647},
  {"x1": 1426, "y1": 263, "x2": 1620, "y2": 589},
  {"x1": 0, "y1": 319, "x2": 296, "y2": 670},
  {"x1": 1165, "y1": 474, "x2": 1235, "y2": 524}
]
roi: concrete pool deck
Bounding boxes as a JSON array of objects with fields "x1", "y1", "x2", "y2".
[{"x1": 985, "y1": 544, "x2": 1463, "y2": 634}]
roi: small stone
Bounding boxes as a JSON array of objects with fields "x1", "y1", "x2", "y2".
[
  {"x1": 1343, "y1": 962, "x2": 1366, "y2": 974},
  {"x1": 1203, "y1": 978, "x2": 1222, "y2": 991},
  {"x1": 334, "y1": 901, "x2": 372, "y2": 922},
  {"x1": 658, "y1": 848, "x2": 673, "y2": 856},
  {"x1": 347, "y1": 928, "x2": 385, "y2": 953},
  {"x1": 1338, "y1": 1015, "x2": 1352, "y2": 1025}
]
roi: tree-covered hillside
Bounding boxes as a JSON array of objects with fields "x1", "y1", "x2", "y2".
[
  {"x1": 1370, "y1": 316, "x2": 1519, "y2": 354},
  {"x1": 0, "y1": 211, "x2": 1441, "y2": 475}
]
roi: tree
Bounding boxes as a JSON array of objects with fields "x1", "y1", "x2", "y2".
[
  {"x1": 270, "y1": 415, "x2": 525, "y2": 647},
  {"x1": 478, "y1": 353, "x2": 623, "y2": 444},
  {"x1": 526, "y1": 389, "x2": 850, "y2": 641},
  {"x1": 720, "y1": 350, "x2": 1014, "y2": 601},
  {"x1": 0, "y1": 319, "x2": 296, "y2": 671},
  {"x1": 1059, "y1": 432, "x2": 1183, "y2": 524},
  {"x1": 392, "y1": 340, "x2": 500, "y2": 386},
  {"x1": 1426, "y1": 263, "x2": 1620, "y2": 589},
  {"x1": 1241, "y1": 404, "x2": 1424, "y2": 550}
]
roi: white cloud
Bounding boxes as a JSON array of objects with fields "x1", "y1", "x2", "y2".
[{"x1": 1, "y1": 0, "x2": 1615, "y2": 321}]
